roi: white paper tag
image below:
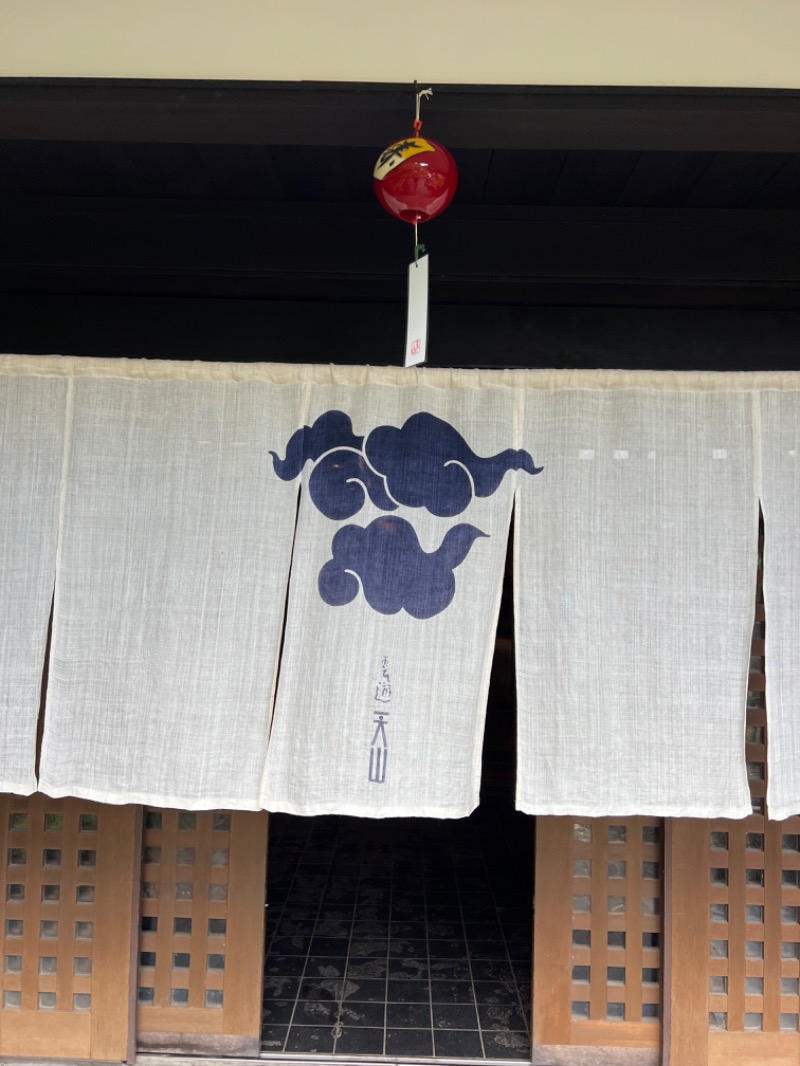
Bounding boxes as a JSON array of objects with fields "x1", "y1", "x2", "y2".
[{"x1": 404, "y1": 254, "x2": 429, "y2": 367}]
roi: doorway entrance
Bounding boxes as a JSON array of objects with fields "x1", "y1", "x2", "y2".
[
  {"x1": 260, "y1": 536, "x2": 532, "y2": 1059},
  {"x1": 261, "y1": 797, "x2": 532, "y2": 1059}
]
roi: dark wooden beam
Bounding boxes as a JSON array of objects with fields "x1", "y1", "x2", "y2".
[
  {"x1": 1, "y1": 294, "x2": 798, "y2": 371},
  {"x1": 2, "y1": 199, "x2": 798, "y2": 308},
  {"x1": 4, "y1": 267, "x2": 797, "y2": 310},
  {"x1": 2, "y1": 80, "x2": 800, "y2": 152}
]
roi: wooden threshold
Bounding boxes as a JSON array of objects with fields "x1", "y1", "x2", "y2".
[
  {"x1": 138, "y1": 1053, "x2": 659, "y2": 1066},
  {"x1": 532, "y1": 1047, "x2": 659, "y2": 1066},
  {"x1": 145, "y1": 1057, "x2": 550, "y2": 1066}
]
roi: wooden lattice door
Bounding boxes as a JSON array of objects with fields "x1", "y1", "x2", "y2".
[
  {"x1": 0, "y1": 794, "x2": 139, "y2": 1061},
  {"x1": 136, "y1": 807, "x2": 268, "y2": 1056},
  {"x1": 533, "y1": 815, "x2": 663, "y2": 1064},
  {"x1": 668, "y1": 553, "x2": 800, "y2": 1066}
]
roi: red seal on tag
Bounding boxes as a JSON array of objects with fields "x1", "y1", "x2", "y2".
[{"x1": 410, "y1": 338, "x2": 421, "y2": 356}]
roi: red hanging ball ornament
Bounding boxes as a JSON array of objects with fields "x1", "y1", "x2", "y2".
[{"x1": 373, "y1": 135, "x2": 458, "y2": 224}]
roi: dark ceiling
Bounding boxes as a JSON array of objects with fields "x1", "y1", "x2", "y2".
[
  {"x1": 1, "y1": 80, "x2": 799, "y2": 369},
  {"x1": 4, "y1": 139, "x2": 800, "y2": 209}
]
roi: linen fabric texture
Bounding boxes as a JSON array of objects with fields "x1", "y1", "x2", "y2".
[
  {"x1": 0, "y1": 357, "x2": 798, "y2": 818},
  {"x1": 38, "y1": 374, "x2": 301, "y2": 809},
  {"x1": 514, "y1": 388, "x2": 758, "y2": 818},
  {"x1": 759, "y1": 391, "x2": 800, "y2": 821},
  {"x1": 0, "y1": 374, "x2": 67, "y2": 794},
  {"x1": 262, "y1": 383, "x2": 528, "y2": 817}
]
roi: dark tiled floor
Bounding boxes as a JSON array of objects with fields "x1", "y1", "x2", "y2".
[{"x1": 262, "y1": 795, "x2": 532, "y2": 1059}]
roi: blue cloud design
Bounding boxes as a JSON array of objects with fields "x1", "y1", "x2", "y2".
[
  {"x1": 318, "y1": 517, "x2": 488, "y2": 619},
  {"x1": 271, "y1": 409, "x2": 541, "y2": 520},
  {"x1": 308, "y1": 451, "x2": 397, "y2": 521},
  {"x1": 270, "y1": 411, "x2": 396, "y2": 520},
  {"x1": 270, "y1": 410, "x2": 362, "y2": 480},
  {"x1": 365, "y1": 412, "x2": 542, "y2": 518}
]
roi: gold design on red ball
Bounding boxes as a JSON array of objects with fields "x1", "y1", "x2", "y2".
[{"x1": 373, "y1": 138, "x2": 436, "y2": 181}]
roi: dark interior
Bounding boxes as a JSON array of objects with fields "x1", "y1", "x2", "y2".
[{"x1": 264, "y1": 802, "x2": 532, "y2": 1058}]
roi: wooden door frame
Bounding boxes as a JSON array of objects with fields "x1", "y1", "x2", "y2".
[
  {"x1": 135, "y1": 809, "x2": 268, "y2": 1057},
  {"x1": 532, "y1": 816, "x2": 662, "y2": 1066},
  {"x1": 663, "y1": 819, "x2": 708, "y2": 1066},
  {"x1": 0, "y1": 796, "x2": 141, "y2": 1063}
]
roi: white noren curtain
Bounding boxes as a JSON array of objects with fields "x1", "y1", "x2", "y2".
[
  {"x1": 38, "y1": 370, "x2": 302, "y2": 809},
  {"x1": 262, "y1": 381, "x2": 526, "y2": 817},
  {"x1": 514, "y1": 387, "x2": 757, "y2": 818},
  {"x1": 0, "y1": 358, "x2": 794, "y2": 819},
  {"x1": 0, "y1": 371, "x2": 67, "y2": 794}
]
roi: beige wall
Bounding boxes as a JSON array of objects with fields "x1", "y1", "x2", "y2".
[{"x1": 1, "y1": 0, "x2": 799, "y2": 87}]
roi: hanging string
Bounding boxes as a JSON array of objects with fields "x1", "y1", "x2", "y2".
[
  {"x1": 413, "y1": 86, "x2": 433, "y2": 137},
  {"x1": 412, "y1": 86, "x2": 432, "y2": 264},
  {"x1": 414, "y1": 219, "x2": 426, "y2": 264}
]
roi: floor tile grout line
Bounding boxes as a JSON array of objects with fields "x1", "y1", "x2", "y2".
[
  {"x1": 382, "y1": 829, "x2": 395, "y2": 1057},
  {"x1": 264, "y1": 825, "x2": 292, "y2": 1047},
  {"x1": 424, "y1": 829, "x2": 437, "y2": 1058},
  {"x1": 267, "y1": 818, "x2": 315, "y2": 1051},
  {"x1": 451, "y1": 820, "x2": 487, "y2": 1060},
  {"x1": 292, "y1": 817, "x2": 339, "y2": 1050},
  {"x1": 488, "y1": 822, "x2": 532, "y2": 1042},
  {"x1": 279, "y1": 817, "x2": 313, "y2": 1051},
  {"x1": 330, "y1": 821, "x2": 354, "y2": 1041},
  {"x1": 335, "y1": 824, "x2": 371, "y2": 1054}
]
